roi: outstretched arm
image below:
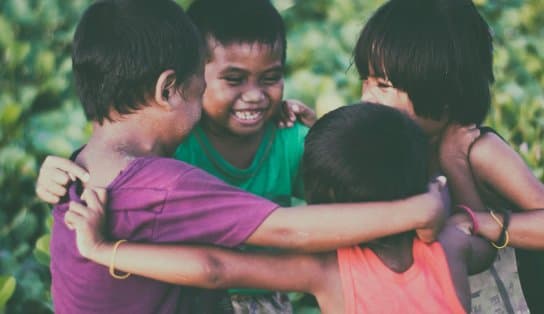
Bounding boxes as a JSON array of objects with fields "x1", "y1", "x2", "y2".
[
  {"x1": 65, "y1": 190, "x2": 330, "y2": 294},
  {"x1": 247, "y1": 179, "x2": 449, "y2": 251}
]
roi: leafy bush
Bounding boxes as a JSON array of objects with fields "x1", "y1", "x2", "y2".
[{"x1": 1, "y1": 0, "x2": 542, "y2": 313}]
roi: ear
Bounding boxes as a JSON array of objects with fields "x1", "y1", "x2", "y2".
[{"x1": 154, "y1": 69, "x2": 178, "y2": 110}]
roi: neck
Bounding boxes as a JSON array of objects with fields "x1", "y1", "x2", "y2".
[
  {"x1": 77, "y1": 116, "x2": 177, "y2": 187},
  {"x1": 200, "y1": 118, "x2": 266, "y2": 169},
  {"x1": 366, "y1": 235, "x2": 414, "y2": 273},
  {"x1": 90, "y1": 118, "x2": 174, "y2": 157}
]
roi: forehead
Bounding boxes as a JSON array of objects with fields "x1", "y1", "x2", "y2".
[{"x1": 207, "y1": 40, "x2": 284, "y2": 69}]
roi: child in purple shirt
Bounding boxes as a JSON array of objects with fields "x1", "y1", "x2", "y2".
[{"x1": 50, "y1": 0, "x2": 449, "y2": 313}]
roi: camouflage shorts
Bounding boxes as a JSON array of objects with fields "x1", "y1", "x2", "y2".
[
  {"x1": 230, "y1": 292, "x2": 293, "y2": 314},
  {"x1": 469, "y1": 247, "x2": 529, "y2": 314}
]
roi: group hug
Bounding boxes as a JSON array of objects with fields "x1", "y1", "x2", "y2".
[{"x1": 34, "y1": 0, "x2": 544, "y2": 313}]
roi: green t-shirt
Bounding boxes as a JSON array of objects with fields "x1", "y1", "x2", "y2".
[
  {"x1": 173, "y1": 122, "x2": 308, "y2": 206},
  {"x1": 173, "y1": 122, "x2": 308, "y2": 296}
]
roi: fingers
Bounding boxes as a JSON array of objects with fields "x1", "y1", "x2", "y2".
[
  {"x1": 429, "y1": 176, "x2": 448, "y2": 191},
  {"x1": 285, "y1": 99, "x2": 317, "y2": 127},
  {"x1": 42, "y1": 156, "x2": 90, "y2": 183},
  {"x1": 69, "y1": 201, "x2": 92, "y2": 218},
  {"x1": 81, "y1": 188, "x2": 106, "y2": 215},
  {"x1": 35, "y1": 185, "x2": 61, "y2": 204},
  {"x1": 64, "y1": 207, "x2": 84, "y2": 230},
  {"x1": 276, "y1": 101, "x2": 295, "y2": 128},
  {"x1": 36, "y1": 156, "x2": 90, "y2": 204},
  {"x1": 434, "y1": 175, "x2": 447, "y2": 189}
]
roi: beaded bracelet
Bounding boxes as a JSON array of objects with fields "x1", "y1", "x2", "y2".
[
  {"x1": 489, "y1": 210, "x2": 510, "y2": 249},
  {"x1": 109, "y1": 239, "x2": 131, "y2": 279}
]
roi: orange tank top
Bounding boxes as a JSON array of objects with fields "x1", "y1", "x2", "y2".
[{"x1": 337, "y1": 239, "x2": 466, "y2": 314}]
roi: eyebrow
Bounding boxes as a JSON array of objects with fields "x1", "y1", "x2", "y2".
[{"x1": 220, "y1": 65, "x2": 284, "y2": 75}]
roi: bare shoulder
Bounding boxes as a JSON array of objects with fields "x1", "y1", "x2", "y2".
[
  {"x1": 468, "y1": 129, "x2": 544, "y2": 208},
  {"x1": 469, "y1": 131, "x2": 513, "y2": 168}
]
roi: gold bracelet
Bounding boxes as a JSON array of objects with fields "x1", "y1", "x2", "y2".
[
  {"x1": 109, "y1": 239, "x2": 131, "y2": 279},
  {"x1": 489, "y1": 210, "x2": 510, "y2": 249}
]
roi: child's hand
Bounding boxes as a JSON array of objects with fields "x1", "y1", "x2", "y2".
[
  {"x1": 277, "y1": 99, "x2": 317, "y2": 128},
  {"x1": 416, "y1": 176, "x2": 450, "y2": 243},
  {"x1": 64, "y1": 188, "x2": 107, "y2": 259},
  {"x1": 439, "y1": 124, "x2": 480, "y2": 173},
  {"x1": 36, "y1": 156, "x2": 90, "y2": 204}
]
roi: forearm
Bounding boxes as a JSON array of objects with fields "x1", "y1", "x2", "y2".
[
  {"x1": 247, "y1": 193, "x2": 438, "y2": 252},
  {"x1": 89, "y1": 242, "x2": 229, "y2": 288},
  {"x1": 476, "y1": 210, "x2": 544, "y2": 250},
  {"x1": 88, "y1": 242, "x2": 318, "y2": 292}
]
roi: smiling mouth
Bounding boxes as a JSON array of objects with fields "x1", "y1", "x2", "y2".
[{"x1": 231, "y1": 110, "x2": 265, "y2": 123}]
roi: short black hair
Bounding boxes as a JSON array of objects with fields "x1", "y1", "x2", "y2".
[
  {"x1": 303, "y1": 103, "x2": 429, "y2": 205},
  {"x1": 187, "y1": 0, "x2": 286, "y2": 63},
  {"x1": 73, "y1": 0, "x2": 204, "y2": 123},
  {"x1": 354, "y1": 0, "x2": 494, "y2": 125}
]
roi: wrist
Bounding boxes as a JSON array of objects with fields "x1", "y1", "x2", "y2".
[
  {"x1": 89, "y1": 241, "x2": 114, "y2": 265},
  {"x1": 419, "y1": 192, "x2": 443, "y2": 229},
  {"x1": 473, "y1": 212, "x2": 501, "y2": 240}
]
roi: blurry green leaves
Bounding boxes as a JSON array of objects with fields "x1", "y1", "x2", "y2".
[
  {"x1": 33, "y1": 234, "x2": 51, "y2": 267},
  {"x1": 0, "y1": 276, "x2": 16, "y2": 311},
  {"x1": 1, "y1": 0, "x2": 90, "y2": 312}
]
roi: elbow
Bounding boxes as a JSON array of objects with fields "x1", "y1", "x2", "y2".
[
  {"x1": 170, "y1": 254, "x2": 228, "y2": 289},
  {"x1": 200, "y1": 255, "x2": 228, "y2": 289},
  {"x1": 468, "y1": 243, "x2": 497, "y2": 275},
  {"x1": 270, "y1": 226, "x2": 313, "y2": 251}
]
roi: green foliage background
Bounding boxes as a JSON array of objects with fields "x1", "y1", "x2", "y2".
[{"x1": 0, "y1": 0, "x2": 542, "y2": 313}]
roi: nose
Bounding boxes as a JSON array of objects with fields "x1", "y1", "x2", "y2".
[{"x1": 241, "y1": 88, "x2": 265, "y2": 103}]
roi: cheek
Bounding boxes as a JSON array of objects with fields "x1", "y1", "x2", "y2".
[
  {"x1": 267, "y1": 82, "x2": 284, "y2": 103},
  {"x1": 266, "y1": 83, "x2": 284, "y2": 114},
  {"x1": 202, "y1": 83, "x2": 236, "y2": 115}
]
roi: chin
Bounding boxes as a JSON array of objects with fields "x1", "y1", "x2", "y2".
[{"x1": 229, "y1": 124, "x2": 266, "y2": 138}]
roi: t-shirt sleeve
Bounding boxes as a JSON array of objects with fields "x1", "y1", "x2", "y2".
[{"x1": 154, "y1": 167, "x2": 279, "y2": 247}]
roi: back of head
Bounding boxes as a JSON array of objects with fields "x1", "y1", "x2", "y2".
[
  {"x1": 303, "y1": 103, "x2": 429, "y2": 205},
  {"x1": 354, "y1": 0, "x2": 493, "y2": 125},
  {"x1": 73, "y1": 0, "x2": 204, "y2": 123},
  {"x1": 187, "y1": 0, "x2": 286, "y2": 62}
]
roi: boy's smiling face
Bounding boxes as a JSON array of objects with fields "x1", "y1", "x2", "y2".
[{"x1": 201, "y1": 41, "x2": 284, "y2": 137}]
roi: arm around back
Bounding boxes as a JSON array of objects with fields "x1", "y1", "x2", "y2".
[{"x1": 247, "y1": 183, "x2": 448, "y2": 252}]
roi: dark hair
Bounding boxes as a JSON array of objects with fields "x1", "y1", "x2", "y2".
[
  {"x1": 187, "y1": 0, "x2": 286, "y2": 63},
  {"x1": 73, "y1": 0, "x2": 204, "y2": 123},
  {"x1": 303, "y1": 102, "x2": 429, "y2": 205},
  {"x1": 354, "y1": 0, "x2": 494, "y2": 125}
]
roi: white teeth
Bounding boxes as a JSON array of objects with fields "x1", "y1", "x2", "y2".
[{"x1": 233, "y1": 110, "x2": 262, "y2": 121}]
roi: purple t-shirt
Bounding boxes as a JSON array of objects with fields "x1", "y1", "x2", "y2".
[{"x1": 51, "y1": 157, "x2": 278, "y2": 314}]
